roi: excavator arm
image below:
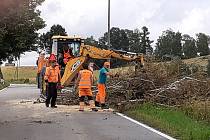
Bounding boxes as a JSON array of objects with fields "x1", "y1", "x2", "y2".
[
  {"x1": 80, "y1": 45, "x2": 144, "y2": 62},
  {"x1": 61, "y1": 45, "x2": 144, "y2": 86}
]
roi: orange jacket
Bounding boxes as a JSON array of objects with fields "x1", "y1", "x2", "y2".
[
  {"x1": 37, "y1": 57, "x2": 46, "y2": 73},
  {"x1": 63, "y1": 50, "x2": 74, "y2": 64},
  {"x1": 79, "y1": 70, "x2": 93, "y2": 89},
  {"x1": 64, "y1": 50, "x2": 71, "y2": 59},
  {"x1": 44, "y1": 65, "x2": 61, "y2": 83}
]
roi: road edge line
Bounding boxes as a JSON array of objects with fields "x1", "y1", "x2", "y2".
[
  {"x1": 0, "y1": 86, "x2": 8, "y2": 93},
  {"x1": 116, "y1": 112, "x2": 176, "y2": 140}
]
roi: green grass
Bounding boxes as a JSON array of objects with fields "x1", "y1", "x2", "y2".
[
  {"x1": 125, "y1": 103, "x2": 210, "y2": 140},
  {"x1": 1, "y1": 66, "x2": 37, "y2": 84},
  {"x1": 0, "y1": 81, "x2": 10, "y2": 90}
]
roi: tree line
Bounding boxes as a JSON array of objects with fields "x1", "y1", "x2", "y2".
[{"x1": 0, "y1": 0, "x2": 210, "y2": 65}]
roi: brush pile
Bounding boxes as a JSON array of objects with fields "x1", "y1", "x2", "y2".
[
  {"x1": 57, "y1": 59, "x2": 210, "y2": 108},
  {"x1": 107, "y1": 60, "x2": 210, "y2": 107}
]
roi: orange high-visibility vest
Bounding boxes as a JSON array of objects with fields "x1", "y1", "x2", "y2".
[
  {"x1": 44, "y1": 66, "x2": 61, "y2": 83},
  {"x1": 37, "y1": 57, "x2": 46, "y2": 73},
  {"x1": 63, "y1": 50, "x2": 73, "y2": 64},
  {"x1": 64, "y1": 50, "x2": 71, "y2": 58},
  {"x1": 79, "y1": 70, "x2": 92, "y2": 89}
]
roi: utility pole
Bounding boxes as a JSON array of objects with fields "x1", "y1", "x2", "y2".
[{"x1": 108, "y1": 0, "x2": 111, "y2": 63}]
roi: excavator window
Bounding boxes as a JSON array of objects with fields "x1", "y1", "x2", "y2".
[
  {"x1": 68, "y1": 42, "x2": 80, "y2": 56},
  {"x1": 56, "y1": 40, "x2": 81, "y2": 57}
]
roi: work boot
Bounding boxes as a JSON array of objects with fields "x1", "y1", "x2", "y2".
[
  {"x1": 95, "y1": 101, "x2": 100, "y2": 107},
  {"x1": 45, "y1": 103, "x2": 49, "y2": 107},
  {"x1": 101, "y1": 104, "x2": 109, "y2": 109},
  {"x1": 79, "y1": 102, "x2": 85, "y2": 112},
  {"x1": 91, "y1": 108, "x2": 98, "y2": 112},
  {"x1": 51, "y1": 105, "x2": 57, "y2": 108}
]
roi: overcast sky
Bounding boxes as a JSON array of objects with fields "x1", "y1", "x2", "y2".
[{"x1": 19, "y1": 0, "x2": 210, "y2": 66}]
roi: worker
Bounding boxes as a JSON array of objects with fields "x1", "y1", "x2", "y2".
[
  {"x1": 95, "y1": 61, "x2": 112, "y2": 109},
  {"x1": 75, "y1": 63, "x2": 98, "y2": 112},
  {"x1": 63, "y1": 46, "x2": 74, "y2": 65},
  {"x1": 44, "y1": 54, "x2": 61, "y2": 108},
  {"x1": 36, "y1": 51, "x2": 46, "y2": 88},
  {"x1": 40, "y1": 57, "x2": 49, "y2": 97},
  {"x1": 88, "y1": 62, "x2": 94, "y2": 72}
]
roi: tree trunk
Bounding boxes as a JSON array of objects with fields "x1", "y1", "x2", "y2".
[{"x1": 0, "y1": 67, "x2": 4, "y2": 79}]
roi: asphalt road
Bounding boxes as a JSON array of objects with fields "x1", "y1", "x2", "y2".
[{"x1": 0, "y1": 84, "x2": 171, "y2": 140}]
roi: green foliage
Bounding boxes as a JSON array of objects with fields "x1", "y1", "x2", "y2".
[
  {"x1": 0, "y1": 81, "x2": 9, "y2": 90},
  {"x1": 182, "y1": 101, "x2": 210, "y2": 124},
  {"x1": 182, "y1": 34, "x2": 197, "y2": 59},
  {"x1": 207, "y1": 59, "x2": 210, "y2": 77},
  {"x1": 155, "y1": 29, "x2": 182, "y2": 59},
  {"x1": 98, "y1": 27, "x2": 129, "y2": 51},
  {"x1": 10, "y1": 78, "x2": 31, "y2": 84},
  {"x1": 38, "y1": 24, "x2": 67, "y2": 52},
  {"x1": 140, "y1": 26, "x2": 153, "y2": 54},
  {"x1": 126, "y1": 103, "x2": 210, "y2": 140},
  {"x1": 0, "y1": 0, "x2": 45, "y2": 63},
  {"x1": 95, "y1": 26, "x2": 153, "y2": 67},
  {"x1": 84, "y1": 36, "x2": 98, "y2": 47},
  {"x1": 196, "y1": 33, "x2": 209, "y2": 56}
]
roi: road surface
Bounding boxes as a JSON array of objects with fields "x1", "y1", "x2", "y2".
[{"x1": 0, "y1": 84, "x2": 172, "y2": 140}]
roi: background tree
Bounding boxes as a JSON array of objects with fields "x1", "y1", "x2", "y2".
[
  {"x1": 196, "y1": 33, "x2": 209, "y2": 56},
  {"x1": 140, "y1": 26, "x2": 153, "y2": 54},
  {"x1": 84, "y1": 36, "x2": 105, "y2": 68},
  {"x1": 84, "y1": 36, "x2": 98, "y2": 47},
  {"x1": 155, "y1": 29, "x2": 182, "y2": 60},
  {"x1": 0, "y1": 0, "x2": 45, "y2": 62},
  {"x1": 125, "y1": 29, "x2": 141, "y2": 53},
  {"x1": 38, "y1": 24, "x2": 67, "y2": 52},
  {"x1": 182, "y1": 34, "x2": 197, "y2": 59},
  {"x1": 98, "y1": 27, "x2": 130, "y2": 67},
  {"x1": 0, "y1": 0, "x2": 45, "y2": 78}
]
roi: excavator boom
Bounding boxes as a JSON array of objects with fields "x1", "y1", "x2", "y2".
[{"x1": 61, "y1": 45, "x2": 144, "y2": 86}]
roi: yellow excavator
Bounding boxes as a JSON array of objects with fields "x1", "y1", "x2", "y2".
[{"x1": 49, "y1": 35, "x2": 144, "y2": 87}]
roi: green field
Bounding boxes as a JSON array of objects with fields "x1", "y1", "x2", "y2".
[
  {"x1": 1, "y1": 66, "x2": 37, "y2": 84},
  {"x1": 126, "y1": 103, "x2": 210, "y2": 140}
]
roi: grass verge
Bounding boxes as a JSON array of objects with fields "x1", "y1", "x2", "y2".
[
  {"x1": 1, "y1": 66, "x2": 37, "y2": 84},
  {"x1": 125, "y1": 103, "x2": 210, "y2": 140},
  {"x1": 0, "y1": 81, "x2": 10, "y2": 90}
]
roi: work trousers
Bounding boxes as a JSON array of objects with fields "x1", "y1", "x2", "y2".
[
  {"x1": 96, "y1": 84, "x2": 106, "y2": 104},
  {"x1": 37, "y1": 73, "x2": 40, "y2": 88},
  {"x1": 46, "y1": 82, "x2": 57, "y2": 107}
]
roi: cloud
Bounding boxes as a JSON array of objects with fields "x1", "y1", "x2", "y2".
[
  {"x1": 179, "y1": 8, "x2": 210, "y2": 37},
  {"x1": 18, "y1": 0, "x2": 210, "y2": 66}
]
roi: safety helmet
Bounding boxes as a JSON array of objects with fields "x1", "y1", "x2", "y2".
[{"x1": 48, "y1": 54, "x2": 56, "y2": 62}]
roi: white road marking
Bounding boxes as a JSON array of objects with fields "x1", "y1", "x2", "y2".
[
  {"x1": 0, "y1": 87, "x2": 8, "y2": 93},
  {"x1": 116, "y1": 112, "x2": 176, "y2": 140}
]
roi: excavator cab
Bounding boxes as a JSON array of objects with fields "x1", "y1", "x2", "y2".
[
  {"x1": 50, "y1": 35, "x2": 84, "y2": 78},
  {"x1": 51, "y1": 35, "x2": 84, "y2": 59}
]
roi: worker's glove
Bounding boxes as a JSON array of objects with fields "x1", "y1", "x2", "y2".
[{"x1": 57, "y1": 82, "x2": 62, "y2": 89}]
